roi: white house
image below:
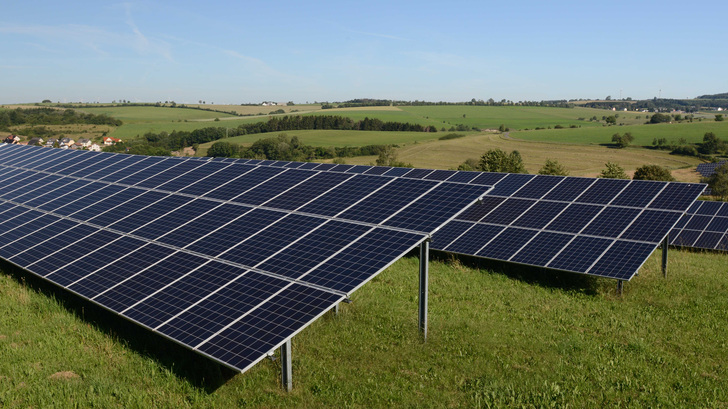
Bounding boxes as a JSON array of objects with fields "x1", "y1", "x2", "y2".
[{"x1": 89, "y1": 143, "x2": 102, "y2": 152}]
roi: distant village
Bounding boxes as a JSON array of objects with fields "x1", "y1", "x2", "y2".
[{"x1": 2, "y1": 134, "x2": 122, "y2": 151}]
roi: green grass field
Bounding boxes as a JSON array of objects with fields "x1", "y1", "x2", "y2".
[
  {"x1": 511, "y1": 120, "x2": 728, "y2": 146},
  {"x1": 1, "y1": 248, "x2": 726, "y2": 408}
]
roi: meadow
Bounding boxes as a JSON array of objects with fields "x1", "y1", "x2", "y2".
[
  {"x1": 511, "y1": 120, "x2": 728, "y2": 147},
  {"x1": 1, "y1": 247, "x2": 726, "y2": 408}
]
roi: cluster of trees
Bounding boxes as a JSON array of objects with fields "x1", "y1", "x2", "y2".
[
  {"x1": 205, "y1": 133, "x2": 395, "y2": 162},
  {"x1": 128, "y1": 115, "x2": 436, "y2": 153},
  {"x1": 703, "y1": 163, "x2": 728, "y2": 199},
  {"x1": 0, "y1": 108, "x2": 121, "y2": 130},
  {"x1": 612, "y1": 132, "x2": 635, "y2": 148},
  {"x1": 457, "y1": 149, "x2": 568, "y2": 175}
]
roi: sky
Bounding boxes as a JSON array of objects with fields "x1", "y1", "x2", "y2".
[{"x1": 1, "y1": 0, "x2": 726, "y2": 104}]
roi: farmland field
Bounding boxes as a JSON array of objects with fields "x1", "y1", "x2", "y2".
[
  {"x1": 1, "y1": 247, "x2": 726, "y2": 408},
  {"x1": 511, "y1": 120, "x2": 728, "y2": 146},
  {"x1": 338, "y1": 132, "x2": 703, "y2": 179}
]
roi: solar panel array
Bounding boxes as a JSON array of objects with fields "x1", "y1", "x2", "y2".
[
  {"x1": 0, "y1": 144, "x2": 490, "y2": 373},
  {"x1": 696, "y1": 160, "x2": 727, "y2": 178},
  {"x1": 207, "y1": 157, "x2": 705, "y2": 281},
  {"x1": 669, "y1": 200, "x2": 728, "y2": 251}
]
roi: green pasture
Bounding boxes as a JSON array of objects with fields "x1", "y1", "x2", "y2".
[
  {"x1": 195, "y1": 129, "x2": 442, "y2": 156},
  {"x1": 77, "y1": 106, "x2": 237, "y2": 123},
  {"x1": 1, "y1": 247, "x2": 726, "y2": 408},
  {"x1": 397, "y1": 105, "x2": 647, "y2": 130},
  {"x1": 511, "y1": 120, "x2": 728, "y2": 146},
  {"x1": 340, "y1": 132, "x2": 703, "y2": 179}
]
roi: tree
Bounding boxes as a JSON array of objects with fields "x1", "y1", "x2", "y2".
[
  {"x1": 478, "y1": 148, "x2": 526, "y2": 173},
  {"x1": 649, "y1": 113, "x2": 671, "y2": 123},
  {"x1": 207, "y1": 141, "x2": 238, "y2": 157},
  {"x1": 701, "y1": 132, "x2": 726, "y2": 154},
  {"x1": 498, "y1": 124, "x2": 509, "y2": 132},
  {"x1": 611, "y1": 132, "x2": 634, "y2": 148},
  {"x1": 716, "y1": 114, "x2": 724, "y2": 122},
  {"x1": 375, "y1": 145, "x2": 413, "y2": 167},
  {"x1": 538, "y1": 159, "x2": 569, "y2": 176},
  {"x1": 632, "y1": 164, "x2": 675, "y2": 181},
  {"x1": 599, "y1": 162, "x2": 629, "y2": 179},
  {"x1": 704, "y1": 163, "x2": 728, "y2": 199},
  {"x1": 457, "y1": 158, "x2": 480, "y2": 171},
  {"x1": 605, "y1": 115, "x2": 616, "y2": 125}
]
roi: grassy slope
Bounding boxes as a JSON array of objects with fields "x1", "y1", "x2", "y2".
[
  {"x1": 1, "y1": 249, "x2": 726, "y2": 408},
  {"x1": 511, "y1": 120, "x2": 728, "y2": 146},
  {"x1": 340, "y1": 132, "x2": 702, "y2": 179}
]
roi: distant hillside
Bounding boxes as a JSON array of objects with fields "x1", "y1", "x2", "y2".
[{"x1": 697, "y1": 92, "x2": 728, "y2": 100}]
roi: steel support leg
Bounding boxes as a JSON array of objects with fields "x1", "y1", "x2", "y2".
[
  {"x1": 617, "y1": 280, "x2": 623, "y2": 297},
  {"x1": 662, "y1": 234, "x2": 669, "y2": 278},
  {"x1": 419, "y1": 240, "x2": 429, "y2": 341},
  {"x1": 281, "y1": 339, "x2": 292, "y2": 392}
]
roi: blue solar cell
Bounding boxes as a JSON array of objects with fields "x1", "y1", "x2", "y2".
[
  {"x1": 581, "y1": 207, "x2": 641, "y2": 238},
  {"x1": 131, "y1": 199, "x2": 216, "y2": 240},
  {"x1": 86, "y1": 190, "x2": 168, "y2": 226},
  {"x1": 477, "y1": 228, "x2": 536, "y2": 260},
  {"x1": 197, "y1": 283, "x2": 341, "y2": 372},
  {"x1": 685, "y1": 215, "x2": 712, "y2": 231},
  {"x1": 84, "y1": 155, "x2": 145, "y2": 180},
  {"x1": 718, "y1": 203, "x2": 728, "y2": 217},
  {"x1": 511, "y1": 201, "x2": 569, "y2": 229},
  {"x1": 707, "y1": 217, "x2": 728, "y2": 233},
  {"x1": 218, "y1": 214, "x2": 326, "y2": 267},
  {"x1": 178, "y1": 163, "x2": 254, "y2": 197},
  {"x1": 385, "y1": 183, "x2": 488, "y2": 232},
  {"x1": 346, "y1": 165, "x2": 373, "y2": 174},
  {"x1": 480, "y1": 198, "x2": 535, "y2": 225},
  {"x1": 296, "y1": 175, "x2": 391, "y2": 218},
  {"x1": 694, "y1": 232, "x2": 723, "y2": 249},
  {"x1": 512, "y1": 175, "x2": 564, "y2": 199},
  {"x1": 588, "y1": 241, "x2": 655, "y2": 280},
  {"x1": 455, "y1": 196, "x2": 506, "y2": 222},
  {"x1": 233, "y1": 169, "x2": 314, "y2": 206},
  {"x1": 203, "y1": 166, "x2": 285, "y2": 202},
  {"x1": 382, "y1": 167, "x2": 412, "y2": 177},
  {"x1": 257, "y1": 220, "x2": 371, "y2": 280},
  {"x1": 671, "y1": 229, "x2": 701, "y2": 247},
  {"x1": 105, "y1": 156, "x2": 169, "y2": 184},
  {"x1": 511, "y1": 232, "x2": 574, "y2": 266},
  {"x1": 695, "y1": 201, "x2": 723, "y2": 216},
  {"x1": 69, "y1": 244, "x2": 177, "y2": 298},
  {"x1": 94, "y1": 252, "x2": 209, "y2": 312},
  {"x1": 445, "y1": 171, "x2": 480, "y2": 184},
  {"x1": 649, "y1": 183, "x2": 704, "y2": 211},
  {"x1": 186, "y1": 208, "x2": 283, "y2": 257},
  {"x1": 547, "y1": 236, "x2": 613, "y2": 273},
  {"x1": 263, "y1": 172, "x2": 354, "y2": 211},
  {"x1": 301, "y1": 228, "x2": 423, "y2": 293},
  {"x1": 329, "y1": 164, "x2": 355, "y2": 172},
  {"x1": 469, "y1": 172, "x2": 507, "y2": 186},
  {"x1": 122, "y1": 261, "x2": 246, "y2": 329},
  {"x1": 156, "y1": 203, "x2": 247, "y2": 248},
  {"x1": 717, "y1": 234, "x2": 728, "y2": 251},
  {"x1": 543, "y1": 203, "x2": 603, "y2": 234},
  {"x1": 109, "y1": 195, "x2": 194, "y2": 233},
  {"x1": 611, "y1": 180, "x2": 666, "y2": 208},
  {"x1": 487, "y1": 174, "x2": 535, "y2": 196},
  {"x1": 134, "y1": 160, "x2": 205, "y2": 189},
  {"x1": 429, "y1": 220, "x2": 473, "y2": 250},
  {"x1": 401, "y1": 168, "x2": 434, "y2": 179},
  {"x1": 362, "y1": 166, "x2": 391, "y2": 175},
  {"x1": 575, "y1": 178, "x2": 630, "y2": 205},
  {"x1": 620, "y1": 210, "x2": 681, "y2": 243},
  {"x1": 158, "y1": 271, "x2": 290, "y2": 347},
  {"x1": 30, "y1": 226, "x2": 117, "y2": 279},
  {"x1": 444, "y1": 223, "x2": 504, "y2": 255},
  {"x1": 424, "y1": 170, "x2": 457, "y2": 181}
]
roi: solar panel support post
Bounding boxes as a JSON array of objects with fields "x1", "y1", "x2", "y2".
[
  {"x1": 281, "y1": 339, "x2": 292, "y2": 392},
  {"x1": 616, "y1": 280, "x2": 623, "y2": 297},
  {"x1": 661, "y1": 235, "x2": 669, "y2": 278},
  {"x1": 418, "y1": 239, "x2": 429, "y2": 341}
]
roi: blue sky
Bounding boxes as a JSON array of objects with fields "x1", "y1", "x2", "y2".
[{"x1": 1, "y1": 0, "x2": 726, "y2": 104}]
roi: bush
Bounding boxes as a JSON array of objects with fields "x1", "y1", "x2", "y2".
[
  {"x1": 599, "y1": 162, "x2": 629, "y2": 179},
  {"x1": 538, "y1": 159, "x2": 569, "y2": 176},
  {"x1": 703, "y1": 163, "x2": 728, "y2": 199},
  {"x1": 671, "y1": 145, "x2": 699, "y2": 157},
  {"x1": 649, "y1": 113, "x2": 672, "y2": 123},
  {"x1": 633, "y1": 164, "x2": 675, "y2": 181},
  {"x1": 478, "y1": 149, "x2": 526, "y2": 173},
  {"x1": 612, "y1": 132, "x2": 634, "y2": 148}
]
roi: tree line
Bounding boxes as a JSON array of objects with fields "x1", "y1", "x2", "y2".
[
  {"x1": 206, "y1": 134, "x2": 394, "y2": 162},
  {"x1": 0, "y1": 108, "x2": 122, "y2": 130},
  {"x1": 123, "y1": 115, "x2": 436, "y2": 153}
]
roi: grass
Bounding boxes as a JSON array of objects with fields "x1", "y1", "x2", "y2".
[
  {"x1": 511, "y1": 120, "x2": 728, "y2": 146},
  {"x1": 339, "y1": 132, "x2": 703, "y2": 179},
  {"x1": 1, "y1": 247, "x2": 726, "y2": 408}
]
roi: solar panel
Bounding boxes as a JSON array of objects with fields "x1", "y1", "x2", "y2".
[
  {"x1": 0, "y1": 144, "x2": 490, "y2": 374},
  {"x1": 669, "y1": 200, "x2": 728, "y2": 251},
  {"x1": 221, "y1": 156, "x2": 705, "y2": 281},
  {"x1": 696, "y1": 160, "x2": 727, "y2": 178}
]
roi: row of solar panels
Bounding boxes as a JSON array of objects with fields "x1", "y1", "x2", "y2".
[
  {"x1": 696, "y1": 160, "x2": 727, "y2": 178},
  {"x1": 0, "y1": 143, "x2": 489, "y2": 373},
  {"x1": 670, "y1": 200, "x2": 728, "y2": 251},
  {"x1": 197, "y1": 156, "x2": 708, "y2": 277}
]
